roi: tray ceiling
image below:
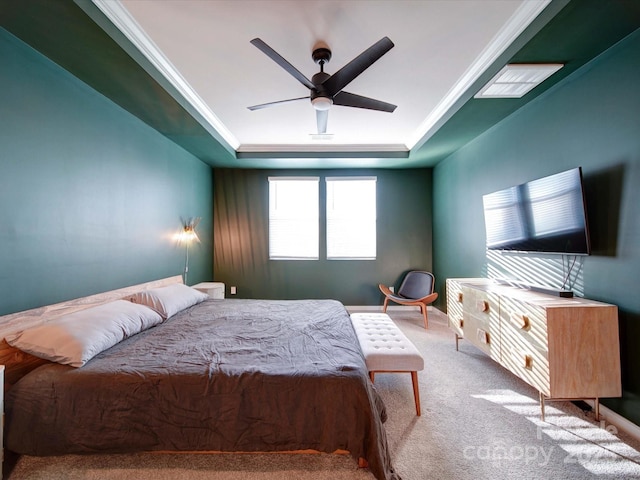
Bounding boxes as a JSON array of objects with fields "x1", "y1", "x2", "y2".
[
  {"x1": 109, "y1": 0, "x2": 544, "y2": 154},
  {"x1": 3, "y1": 0, "x2": 639, "y2": 168}
]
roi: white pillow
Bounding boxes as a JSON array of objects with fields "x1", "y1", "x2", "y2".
[
  {"x1": 5, "y1": 300, "x2": 163, "y2": 367},
  {"x1": 127, "y1": 283, "x2": 208, "y2": 320}
]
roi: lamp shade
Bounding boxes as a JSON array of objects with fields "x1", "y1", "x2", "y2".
[{"x1": 179, "y1": 217, "x2": 201, "y2": 243}]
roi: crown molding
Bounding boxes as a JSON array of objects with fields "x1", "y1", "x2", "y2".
[
  {"x1": 91, "y1": 0, "x2": 240, "y2": 150},
  {"x1": 408, "y1": 0, "x2": 552, "y2": 151},
  {"x1": 238, "y1": 143, "x2": 408, "y2": 153},
  {"x1": 236, "y1": 143, "x2": 409, "y2": 159}
]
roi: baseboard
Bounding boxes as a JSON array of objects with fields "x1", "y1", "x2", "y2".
[
  {"x1": 345, "y1": 305, "x2": 420, "y2": 313},
  {"x1": 585, "y1": 400, "x2": 640, "y2": 442}
]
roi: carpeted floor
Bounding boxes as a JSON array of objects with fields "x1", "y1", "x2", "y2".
[{"x1": 6, "y1": 309, "x2": 640, "y2": 480}]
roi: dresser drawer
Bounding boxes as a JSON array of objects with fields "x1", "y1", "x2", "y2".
[
  {"x1": 462, "y1": 286, "x2": 498, "y2": 331},
  {"x1": 501, "y1": 340, "x2": 550, "y2": 395},
  {"x1": 462, "y1": 286, "x2": 500, "y2": 359},
  {"x1": 500, "y1": 296, "x2": 548, "y2": 353},
  {"x1": 462, "y1": 286, "x2": 496, "y2": 323}
]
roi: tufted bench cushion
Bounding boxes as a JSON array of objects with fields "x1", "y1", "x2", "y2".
[
  {"x1": 350, "y1": 313, "x2": 424, "y2": 371},
  {"x1": 350, "y1": 312, "x2": 424, "y2": 415}
]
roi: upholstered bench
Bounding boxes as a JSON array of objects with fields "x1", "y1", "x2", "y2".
[{"x1": 350, "y1": 312, "x2": 424, "y2": 416}]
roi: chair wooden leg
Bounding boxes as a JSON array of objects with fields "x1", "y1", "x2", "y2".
[
  {"x1": 382, "y1": 298, "x2": 389, "y2": 313},
  {"x1": 369, "y1": 371, "x2": 375, "y2": 382},
  {"x1": 411, "y1": 371, "x2": 421, "y2": 416},
  {"x1": 421, "y1": 304, "x2": 428, "y2": 329}
]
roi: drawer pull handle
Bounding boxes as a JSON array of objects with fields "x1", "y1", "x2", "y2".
[
  {"x1": 457, "y1": 292, "x2": 463, "y2": 303},
  {"x1": 476, "y1": 300, "x2": 489, "y2": 313},
  {"x1": 523, "y1": 354, "x2": 533, "y2": 369},
  {"x1": 477, "y1": 328, "x2": 489, "y2": 344},
  {"x1": 511, "y1": 313, "x2": 530, "y2": 330}
]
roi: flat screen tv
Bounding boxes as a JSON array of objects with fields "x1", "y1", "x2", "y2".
[{"x1": 482, "y1": 167, "x2": 591, "y2": 255}]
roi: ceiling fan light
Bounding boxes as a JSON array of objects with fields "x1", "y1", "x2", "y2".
[{"x1": 312, "y1": 97, "x2": 333, "y2": 111}]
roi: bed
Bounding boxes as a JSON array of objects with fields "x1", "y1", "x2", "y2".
[{"x1": 0, "y1": 276, "x2": 400, "y2": 480}]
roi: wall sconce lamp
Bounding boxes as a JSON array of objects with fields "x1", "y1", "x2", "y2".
[{"x1": 178, "y1": 217, "x2": 200, "y2": 285}]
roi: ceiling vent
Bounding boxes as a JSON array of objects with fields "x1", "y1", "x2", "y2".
[
  {"x1": 310, "y1": 134, "x2": 334, "y2": 141},
  {"x1": 475, "y1": 64, "x2": 563, "y2": 99}
]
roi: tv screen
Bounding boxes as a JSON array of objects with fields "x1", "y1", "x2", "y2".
[{"x1": 482, "y1": 167, "x2": 591, "y2": 255}]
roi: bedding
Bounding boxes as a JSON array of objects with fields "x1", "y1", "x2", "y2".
[
  {"x1": 5, "y1": 300, "x2": 163, "y2": 367},
  {"x1": 5, "y1": 298, "x2": 400, "y2": 480},
  {"x1": 127, "y1": 283, "x2": 209, "y2": 319}
]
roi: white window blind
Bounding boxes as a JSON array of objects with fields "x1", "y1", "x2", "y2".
[
  {"x1": 268, "y1": 177, "x2": 319, "y2": 260},
  {"x1": 527, "y1": 169, "x2": 584, "y2": 237},
  {"x1": 482, "y1": 186, "x2": 526, "y2": 247},
  {"x1": 326, "y1": 177, "x2": 376, "y2": 260}
]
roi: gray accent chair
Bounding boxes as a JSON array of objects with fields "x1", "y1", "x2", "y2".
[{"x1": 378, "y1": 271, "x2": 438, "y2": 329}]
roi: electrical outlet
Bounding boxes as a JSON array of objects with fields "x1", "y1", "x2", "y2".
[
  {"x1": 230, "y1": 286, "x2": 237, "y2": 295},
  {"x1": 389, "y1": 286, "x2": 394, "y2": 293}
]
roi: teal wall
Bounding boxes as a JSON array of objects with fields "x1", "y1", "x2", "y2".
[
  {"x1": 433, "y1": 30, "x2": 640, "y2": 424},
  {"x1": 0, "y1": 29, "x2": 213, "y2": 315},
  {"x1": 213, "y1": 168, "x2": 433, "y2": 305}
]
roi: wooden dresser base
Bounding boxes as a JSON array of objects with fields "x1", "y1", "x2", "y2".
[{"x1": 540, "y1": 393, "x2": 600, "y2": 422}]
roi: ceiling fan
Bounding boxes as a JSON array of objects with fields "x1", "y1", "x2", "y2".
[{"x1": 248, "y1": 37, "x2": 397, "y2": 134}]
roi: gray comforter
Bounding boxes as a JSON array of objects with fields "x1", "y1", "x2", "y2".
[{"x1": 5, "y1": 299, "x2": 400, "y2": 480}]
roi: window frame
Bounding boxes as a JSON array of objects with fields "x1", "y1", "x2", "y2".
[
  {"x1": 268, "y1": 176, "x2": 320, "y2": 260},
  {"x1": 325, "y1": 176, "x2": 377, "y2": 261}
]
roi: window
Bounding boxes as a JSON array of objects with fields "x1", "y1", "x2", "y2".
[
  {"x1": 268, "y1": 176, "x2": 376, "y2": 260},
  {"x1": 268, "y1": 177, "x2": 319, "y2": 260},
  {"x1": 326, "y1": 177, "x2": 376, "y2": 259}
]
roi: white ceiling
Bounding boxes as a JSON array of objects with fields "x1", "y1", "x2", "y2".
[{"x1": 97, "y1": 0, "x2": 550, "y2": 155}]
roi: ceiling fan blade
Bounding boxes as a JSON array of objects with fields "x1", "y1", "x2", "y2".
[
  {"x1": 322, "y1": 37, "x2": 394, "y2": 96},
  {"x1": 316, "y1": 109, "x2": 328, "y2": 134},
  {"x1": 333, "y1": 91, "x2": 396, "y2": 112},
  {"x1": 250, "y1": 38, "x2": 315, "y2": 90},
  {"x1": 247, "y1": 96, "x2": 310, "y2": 111}
]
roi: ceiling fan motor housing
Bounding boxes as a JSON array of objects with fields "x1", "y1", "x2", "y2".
[
  {"x1": 312, "y1": 47, "x2": 332, "y2": 65},
  {"x1": 311, "y1": 47, "x2": 332, "y2": 106},
  {"x1": 311, "y1": 71, "x2": 331, "y2": 100}
]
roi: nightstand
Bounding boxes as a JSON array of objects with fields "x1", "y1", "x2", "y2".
[{"x1": 192, "y1": 282, "x2": 225, "y2": 299}]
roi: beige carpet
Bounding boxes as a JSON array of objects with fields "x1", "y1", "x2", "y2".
[{"x1": 6, "y1": 309, "x2": 640, "y2": 480}]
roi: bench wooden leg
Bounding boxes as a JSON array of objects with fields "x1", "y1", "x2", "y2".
[
  {"x1": 370, "y1": 370, "x2": 422, "y2": 416},
  {"x1": 411, "y1": 371, "x2": 421, "y2": 416}
]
